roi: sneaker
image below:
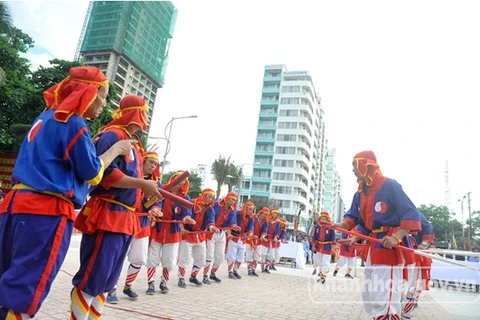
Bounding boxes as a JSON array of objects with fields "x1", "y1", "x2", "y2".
[
  {"x1": 333, "y1": 270, "x2": 338, "y2": 277},
  {"x1": 312, "y1": 270, "x2": 317, "y2": 276},
  {"x1": 233, "y1": 271, "x2": 242, "y2": 279},
  {"x1": 317, "y1": 276, "x2": 326, "y2": 284},
  {"x1": 202, "y1": 276, "x2": 211, "y2": 285},
  {"x1": 122, "y1": 287, "x2": 138, "y2": 300},
  {"x1": 159, "y1": 281, "x2": 169, "y2": 294},
  {"x1": 251, "y1": 270, "x2": 259, "y2": 277},
  {"x1": 146, "y1": 284, "x2": 155, "y2": 295},
  {"x1": 228, "y1": 272, "x2": 237, "y2": 279},
  {"x1": 248, "y1": 270, "x2": 254, "y2": 276},
  {"x1": 262, "y1": 268, "x2": 270, "y2": 274},
  {"x1": 106, "y1": 290, "x2": 119, "y2": 304},
  {"x1": 270, "y1": 266, "x2": 277, "y2": 271},
  {"x1": 178, "y1": 278, "x2": 187, "y2": 288},
  {"x1": 345, "y1": 273, "x2": 354, "y2": 279},
  {"x1": 209, "y1": 274, "x2": 222, "y2": 282},
  {"x1": 189, "y1": 277, "x2": 203, "y2": 286}
]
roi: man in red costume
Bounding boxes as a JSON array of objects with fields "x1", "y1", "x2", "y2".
[
  {"x1": 333, "y1": 151, "x2": 421, "y2": 320},
  {"x1": 204, "y1": 191, "x2": 239, "y2": 283},
  {"x1": 245, "y1": 207, "x2": 270, "y2": 277},
  {"x1": 70, "y1": 95, "x2": 162, "y2": 319},
  {"x1": 146, "y1": 171, "x2": 195, "y2": 293},
  {"x1": 106, "y1": 151, "x2": 163, "y2": 303},
  {"x1": 177, "y1": 188, "x2": 216, "y2": 287},
  {"x1": 0, "y1": 67, "x2": 134, "y2": 319}
]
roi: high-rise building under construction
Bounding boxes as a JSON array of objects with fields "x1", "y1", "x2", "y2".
[{"x1": 76, "y1": 1, "x2": 177, "y2": 121}]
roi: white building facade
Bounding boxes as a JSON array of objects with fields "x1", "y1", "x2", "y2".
[{"x1": 249, "y1": 64, "x2": 328, "y2": 228}]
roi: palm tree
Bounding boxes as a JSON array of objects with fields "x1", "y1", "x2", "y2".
[
  {"x1": 225, "y1": 163, "x2": 242, "y2": 192},
  {"x1": 0, "y1": 2, "x2": 13, "y2": 86},
  {"x1": 211, "y1": 155, "x2": 231, "y2": 200}
]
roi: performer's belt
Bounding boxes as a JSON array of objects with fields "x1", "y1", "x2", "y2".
[
  {"x1": 318, "y1": 241, "x2": 332, "y2": 244},
  {"x1": 371, "y1": 226, "x2": 391, "y2": 234},
  {"x1": 97, "y1": 197, "x2": 136, "y2": 212},
  {"x1": 13, "y1": 183, "x2": 73, "y2": 205}
]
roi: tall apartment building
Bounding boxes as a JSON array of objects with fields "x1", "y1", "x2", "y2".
[
  {"x1": 75, "y1": 1, "x2": 177, "y2": 123},
  {"x1": 249, "y1": 64, "x2": 328, "y2": 228},
  {"x1": 323, "y1": 148, "x2": 345, "y2": 222}
]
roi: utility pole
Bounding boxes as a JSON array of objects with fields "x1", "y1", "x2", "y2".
[{"x1": 467, "y1": 192, "x2": 472, "y2": 251}]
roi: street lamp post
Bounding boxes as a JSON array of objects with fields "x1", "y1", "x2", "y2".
[
  {"x1": 158, "y1": 115, "x2": 197, "y2": 184},
  {"x1": 459, "y1": 196, "x2": 466, "y2": 249},
  {"x1": 467, "y1": 192, "x2": 472, "y2": 251}
]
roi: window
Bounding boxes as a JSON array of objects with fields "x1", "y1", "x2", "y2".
[
  {"x1": 275, "y1": 147, "x2": 296, "y2": 155},
  {"x1": 278, "y1": 122, "x2": 298, "y2": 129},
  {"x1": 280, "y1": 98, "x2": 299, "y2": 105},
  {"x1": 272, "y1": 186, "x2": 293, "y2": 194},
  {"x1": 279, "y1": 110, "x2": 299, "y2": 117},
  {"x1": 274, "y1": 160, "x2": 294, "y2": 167},
  {"x1": 273, "y1": 172, "x2": 293, "y2": 180},
  {"x1": 281, "y1": 85, "x2": 300, "y2": 93},
  {"x1": 277, "y1": 134, "x2": 297, "y2": 142}
]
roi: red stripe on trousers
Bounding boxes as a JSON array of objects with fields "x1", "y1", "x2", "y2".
[
  {"x1": 27, "y1": 216, "x2": 68, "y2": 315},
  {"x1": 78, "y1": 231, "x2": 105, "y2": 291}
]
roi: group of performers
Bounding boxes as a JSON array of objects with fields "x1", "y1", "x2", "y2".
[{"x1": 0, "y1": 66, "x2": 436, "y2": 320}]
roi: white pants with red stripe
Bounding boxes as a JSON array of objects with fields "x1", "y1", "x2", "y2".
[
  {"x1": 127, "y1": 236, "x2": 149, "y2": 266},
  {"x1": 206, "y1": 231, "x2": 226, "y2": 267},
  {"x1": 363, "y1": 249, "x2": 404, "y2": 319},
  {"x1": 245, "y1": 243, "x2": 261, "y2": 263},
  {"x1": 226, "y1": 239, "x2": 245, "y2": 262},
  {"x1": 401, "y1": 263, "x2": 423, "y2": 318},
  {"x1": 146, "y1": 241, "x2": 179, "y2": 272},
  {"x1": 178, "y1": 240, "x2": 206, "y2": 269}
]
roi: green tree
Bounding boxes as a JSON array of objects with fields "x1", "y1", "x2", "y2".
[
  {"x1": 0, "y1": 2, "x2": 13, "y2": 86},
  {"x1": 0, "y1": 27, "x2": 35, "y2": 150},
  {"x1": 466, "y1": 210, "x2": 480, "y2": 246},
  {"x1": 418, "y1": 204, "x2": 452, "y2": 242},
  {"x1": 211, "y1": 155, "x2": 231, "y2": 200}
]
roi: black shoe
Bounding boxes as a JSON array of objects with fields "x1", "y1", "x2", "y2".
[
  {"x1": 209, "y1": 274, "x2": 222, "y2": 282},
  {"x1": 317, "y1": 277, "x2": 326, "y2": 284},
  {"x1": 262, "y1": 268, "x2": 270, "y2": 274},
  {"x1": 122, "y1": 287, "x2": 138, "y2": 300},
  {"x1": 312, "y1": 270, "x2": 317, "y2": 275},
  {"x1": 189, "y1": 277, "x2": 203, "y2": 286},
  {"x1": 228, "y1": 272, "x2": 237, "y2": 279},
  {"x1": 333, "y1": 270, "x2": 338, "y2": 277},
  {"x1": 270, "y1": 266, "x2": 277, "y2": 271},
  {"x1": 251, "y1": 270, "x2": 259, "y2": 277},
  {"x1": 345, "y1": 273, "x2": 354, "y2": 279},
  {"x1": 202, "y1": 276, "x2": 211, "y2": 284},
  {"x1": 178, "y1": 278, "x2": 187, "y2": 288},
  {"x1": 159, "y1": 281, "x2": 169, "y2": 293},
  {"x1": 248, "y1": 270, "x2": 254, "y2": 276},
  {"x1": 233, "y1": 271, "x2": 242, "y2": 279}
]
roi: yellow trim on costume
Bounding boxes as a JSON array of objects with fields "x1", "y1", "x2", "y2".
[
  {"x1": 144, "y1": 153, "x2": 159, "y2": 160},
  {"x1": 70, "y1": 77, "x2": 109, "y2": 86},
  {"x1": 204, "y1": 190, "x2": 215, "y2": 197},
  {"x1": 318, "y1": 241, "x2": 332, "y2": 244},
  {"x1": 371, "y1": 226, "x2": 390, "y2": 233},
  {"x1": 13, "y1": 183, "x2": 73, "y2": 205},
  {"x1": 99, "y1": 197, "x2": 136, "y2": 212},
  {"x1": 111, "y1": 104, "x2": 148, "y2": 119},
  {"x1": 86, "y1": 159, "x2": 105, "y2": 186}
]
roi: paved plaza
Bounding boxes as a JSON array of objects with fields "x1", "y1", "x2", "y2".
[{"x1": 35, "y1": 236, "x2": 479, "y2": 319}]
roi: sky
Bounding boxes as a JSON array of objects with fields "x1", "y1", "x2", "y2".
[{"x1": 7, "y1": 0, "x2": 480, "y2": 221}]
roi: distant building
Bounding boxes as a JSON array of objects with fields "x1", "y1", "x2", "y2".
[
  {"x1": 249, "y1": 64, "x2": 328, "y2": 229},
  {"x1": 76, "y1": 1, "x2": 177, "y2": 128},
  {"x1": 323, "y1": 148, "x2": 345, "y2": 222},
  {"x1": 190, "y1": 164, "x2": 208, "y2": 188}
]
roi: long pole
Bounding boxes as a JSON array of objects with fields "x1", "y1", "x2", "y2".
[
  {"x1": 467, "y1": 192, "x2": 472, "y2": 251},
  {"x1": 159, "y1": 117, "x2": 174, "y2": 184}
]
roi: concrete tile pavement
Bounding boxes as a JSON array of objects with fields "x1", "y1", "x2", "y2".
[{"x1": 35, "y1": 236, "x2": 459, "y2": 319}]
